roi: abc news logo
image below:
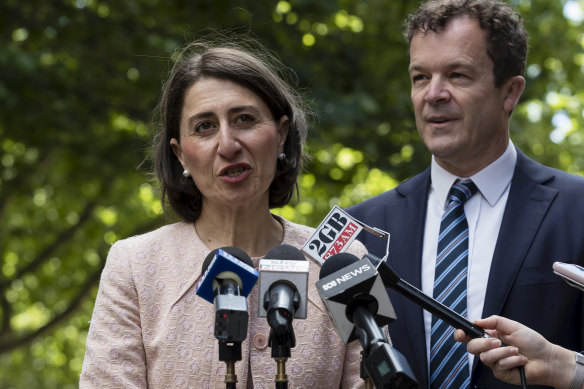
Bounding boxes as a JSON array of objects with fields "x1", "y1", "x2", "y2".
[{"x1": 321, "y1": 263, "x2": 371, "y2": 290}]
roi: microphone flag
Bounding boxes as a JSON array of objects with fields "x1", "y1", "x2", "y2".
[
  {"x1": 302, "y1": 205, "x2": 390, "y2": 266},
  {"x1": 196, "y1": 248, "x2": 259, "y2": 303}
]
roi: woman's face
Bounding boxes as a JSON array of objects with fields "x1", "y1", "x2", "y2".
[{"x1": 170, "y1": 77, "x2": 288, "y2": 212}]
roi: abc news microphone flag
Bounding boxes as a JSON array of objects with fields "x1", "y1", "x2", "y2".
[{"x1": 301, "y1": 206, "x2": 390, "y2": 266}]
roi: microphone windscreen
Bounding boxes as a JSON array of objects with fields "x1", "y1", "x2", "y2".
[
  {"x1": 319, "y1": 252, "x2": 360, "y2": 279},
  {"x1": 202, "y1": 246, "x2": 252, "y2": 272},
  {"x1": 265, "y1": 244, "x2": 306, "y2": 261}
]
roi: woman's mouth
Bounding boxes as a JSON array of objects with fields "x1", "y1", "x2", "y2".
[{"x1": 219, "y1": 164, "x2": 252, "y2": 182}]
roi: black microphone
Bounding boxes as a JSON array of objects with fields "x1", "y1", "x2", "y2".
[
  {"x1": 259, "y1": 244, "x2": 309, "y2": 320},
  {"x1": 196, "y1": 247, "x2": 258, "y2": 343},
  {"x1": 364, "y1": 253, "x2": 487, "y2": 339},
  {"x1": 365, "y1": 253, "x2": 530, "y2": 388},
  {"x1": 317, "y1": 253, "x2": 417, "y2": 389},
  {"x1": 258, "y1": 245, "x2": 309, "y2": 358}
]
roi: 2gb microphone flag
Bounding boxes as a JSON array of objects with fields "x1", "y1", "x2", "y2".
[{"x1": 301, "y1": 206, "x2": 390, "y2": 266}]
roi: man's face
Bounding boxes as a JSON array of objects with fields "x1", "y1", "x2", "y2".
[{"x1": 409, "y1": 16, "x2": 521, "y2": 176}]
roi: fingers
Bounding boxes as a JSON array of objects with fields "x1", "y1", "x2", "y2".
[
  {"x1": 465, "y1": 337, "x2": 502, "y2": 355},
  {"x1": 454, "y1": 329, "x2": 471, "y2": 343},
  {"x1": 479, "y1": 346, "x2": 527, "y2": 369}
]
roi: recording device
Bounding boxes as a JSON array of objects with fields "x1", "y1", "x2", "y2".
[
  {"x1": 317, "y1": 253, "x2": 416, "y2": 389},
  {"x1": 364, "y1": 252, "x2": 488, "y2": 339},
  {"x1": 196, "y1": 247, "x2": 258, "y2": 343},
  {"x1": 553, "y1": 261, "x2": 584, "y2": 291}
]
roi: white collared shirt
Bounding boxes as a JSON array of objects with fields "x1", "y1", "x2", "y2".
[{"x1": 422, "y1": 141, "x2": 517, "y2": 375}]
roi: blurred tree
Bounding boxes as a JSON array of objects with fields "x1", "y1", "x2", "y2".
[{"x1": 0, "y1": 0, "x2": 582, "y2": 387}]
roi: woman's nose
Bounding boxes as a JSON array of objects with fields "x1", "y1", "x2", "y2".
[{"x1": 216, "y1": 125, "x2": 242, "y2": 159}]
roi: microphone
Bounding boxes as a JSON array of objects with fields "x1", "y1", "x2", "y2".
[
  {"x1": 365, "y1": 253, "x2": 530, "y2": 388},
  {"x1": 316, "y1": 253, "x2": 396, "y2": 343},
  {"x1": 364, "y1": 253, "x2": 487, "y2": 339},
  {"x1": 258, "y1": 244, "x2": 310, "y2": 387},
  {"x1": 258, "y1": 244, "x2": 309, "y2": 320},
  {"x1": 196, "y1": 247, "x2": 258, "y2": 343},
  {"x1": 316, "y1": 253, "x2": 417, "y2": 389},
  {"x1": 258, "y1": 245, "x2": 309, "y2": 356}
]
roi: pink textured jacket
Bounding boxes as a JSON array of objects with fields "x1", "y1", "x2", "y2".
[{"x1": 80, "y1": 217, "x2": 369, "y2": 388}]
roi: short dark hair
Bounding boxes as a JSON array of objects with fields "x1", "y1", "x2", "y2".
[
  {"x1": 153, "y1": 37, "x2": 309, "y2": 222},
  {"x1": 403, "y1": 0, "x2": 528, "y2": 87}
]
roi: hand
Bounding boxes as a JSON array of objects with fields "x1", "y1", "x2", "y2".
[{"x1": 454, "y1": 315, "x2": 574, "y2": 388}]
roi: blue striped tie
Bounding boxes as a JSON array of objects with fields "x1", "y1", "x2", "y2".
[{"x1": 430, "y1": 180, "x2": 478, "y2": 389}]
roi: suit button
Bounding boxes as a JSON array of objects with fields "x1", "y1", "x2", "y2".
[{"x1": 252, "y1": 333, "x2": 268, "y2": 350}]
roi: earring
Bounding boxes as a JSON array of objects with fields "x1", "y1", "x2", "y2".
[
  {"x1": 182, "y1": 169, "x2": 190, "y2": 177},
  {"x1": 278, "y1": 153, "x2": 286, "y2": 161}
]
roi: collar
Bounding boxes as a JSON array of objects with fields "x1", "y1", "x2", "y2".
[{"x1": 431, "y1": 141, "x2": 517, "y2": 208}]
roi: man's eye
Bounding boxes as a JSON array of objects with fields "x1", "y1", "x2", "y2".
[{"x1": 412, "y1": 74, "x2": 427, "y2": 83}]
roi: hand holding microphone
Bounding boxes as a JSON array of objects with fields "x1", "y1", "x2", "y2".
[{"x1": 366, "y1": 252, "x2": 528, "y2": 388}]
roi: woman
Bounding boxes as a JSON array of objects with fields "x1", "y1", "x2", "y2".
[{"x1": 79, "y1": 38, "x2": 368, "y2": 388}]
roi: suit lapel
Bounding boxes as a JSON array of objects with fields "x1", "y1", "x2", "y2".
[
  {"x1": 481, "y1": 150, "x2": 558, "y2": 318},
  {"x1": 387, "y1": 169, "x2": 431, "y2": 384}
]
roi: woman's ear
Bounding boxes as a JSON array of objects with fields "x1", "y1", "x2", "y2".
[
  {"x1": 277, "y1": 115, "x2": 290, "y2": 153},
  {"x1": 170, "y1": 138, "x2": 186, "y2": 168}
]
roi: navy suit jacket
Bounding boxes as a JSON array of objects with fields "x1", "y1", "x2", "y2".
[{"x1": 347, "y1": 149, "x2": 584, "y2": 389}]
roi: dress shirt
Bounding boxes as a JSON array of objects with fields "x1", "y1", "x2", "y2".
[{"x1": 422, "y1": 141, "x2": 517, "y2": 376}]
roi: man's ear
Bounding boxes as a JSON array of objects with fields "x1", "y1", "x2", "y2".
[{"x1": 503, "y1": 75, "x2": 526, "y2": 114}]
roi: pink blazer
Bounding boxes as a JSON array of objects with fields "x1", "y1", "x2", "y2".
[{"x1": 80, "y1": 218, "x2": 369, "y2": 388}]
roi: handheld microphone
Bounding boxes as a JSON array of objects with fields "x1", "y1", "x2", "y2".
[
  {"x1": 365, "y1": 253, "x2": 487, "y2": 339},
  {"x1": 317, "y1": 253, "x2": 417, "y2": 388},
  {"x1": 365, "y1": 253, "x2": 530, "y2": 388},
  {"x1": 196, "y1": 247, "x2": 258, "y2": 343}
]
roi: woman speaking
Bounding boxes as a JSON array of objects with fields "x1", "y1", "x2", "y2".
[{"x1": 79, "y1": 37, "x2": 367, "y2": 388}]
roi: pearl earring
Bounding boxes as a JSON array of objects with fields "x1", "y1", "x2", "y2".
[
  {"x1": 182, "y1": 169, "x2": 190, "y2": 177},
  {"x1": 278, "y1": 153, "x2": 286, "y2": 161}
]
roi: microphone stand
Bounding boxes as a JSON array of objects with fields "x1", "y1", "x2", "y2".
[
  {"x1": 360, "y1": 357, "x2": 374, "y2": 389},
  {"x1": 219, "y1": 341, "x2": 241, "y2": 389},
  {"x1": 214, "y1": 280, "x2": 249, "y2": 389},
  {"x1": 267, "y1": 309, "x2": 296, "y2": 389},
  {"x1": 353, "y1": 306, "x2": 417, "y2": 389}
]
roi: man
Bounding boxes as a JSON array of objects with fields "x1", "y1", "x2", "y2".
[{"x1": 347, "y1": 1, "x2": 584, "y2": 388}]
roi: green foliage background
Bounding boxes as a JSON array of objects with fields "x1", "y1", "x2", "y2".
[{"x1": 1, "y1": 0, "x2": 583, "y2": 387}]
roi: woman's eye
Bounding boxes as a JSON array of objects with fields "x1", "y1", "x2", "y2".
[
  {"x1": 234, "y1": 114, "x2": 255, "y2": 127},
  {"x1": 237, "y1": 114, "x2": 254, "y2": 123},
  {"x1": 194, "y1": 121, "x2": 215, "y2": 133}
]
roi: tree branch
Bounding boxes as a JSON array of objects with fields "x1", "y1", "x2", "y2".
[
  {"x1": 0, "y1": 217, "x2": 163, "y2": 354},
  {"x1": 0, "y1": 198, "x2": 98, "y2": 291}
]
